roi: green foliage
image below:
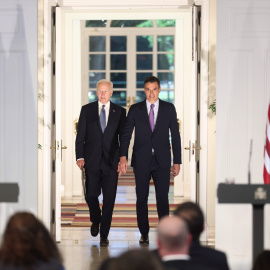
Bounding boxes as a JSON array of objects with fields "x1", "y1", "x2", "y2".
[
  {"x1": 209, "y1": 99, "x2": 216, "y2": 115},
  {"x1": 38, "y1": 144, "x2": 42, "y2": 150}
]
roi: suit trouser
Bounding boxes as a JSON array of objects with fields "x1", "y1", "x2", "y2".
[
  {"x1": 133, "y1": 155, "x2": 171, "y2": 234},
  {"x1": 85, "y1": 159, "x2": 118, "y2": 238}
]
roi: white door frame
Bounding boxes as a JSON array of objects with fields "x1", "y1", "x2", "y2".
[{"x1": 43, "y1": 0, "x2": 209, "y2": 241}]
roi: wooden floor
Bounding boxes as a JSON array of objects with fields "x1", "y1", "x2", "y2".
[{"x1": 58, "y1": 185, "x2": 215, "y2": 270}]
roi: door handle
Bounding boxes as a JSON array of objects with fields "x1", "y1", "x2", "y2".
[{"x1": 184, "y1": 141, "x2": 192, "y2": 162}]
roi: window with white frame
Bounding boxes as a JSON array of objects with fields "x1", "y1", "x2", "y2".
[{"x1": 82, "y1": 20, "x2": 175, "y2": 107}]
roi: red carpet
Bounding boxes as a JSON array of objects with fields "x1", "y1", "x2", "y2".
[{"x1": 61, "y1": 203, "x2": 178, "y2": 227}]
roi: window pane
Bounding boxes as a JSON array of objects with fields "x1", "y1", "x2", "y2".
[
  {"x1": 110, "y1": 36, "x2": 127, "y2": 52},
  {"x1": 137, "y1": 36, "x2": 153, "y2": 52},
  {"x1": 111, "y1": 91, "x2": 127, "y2": 107},
  {"x1": 111, "y1": 20, "x2": 153, "y2": 27},
  {"x1": 137, "y1": 54, "x2": 153, "y2": 70},
  {"x1": 89, "y1": 72, "x2": 105, "y2": 88},
  {"x1": 110, "y1": 73, "x2": 127, "y2": 88},
  {"x1": 89, "y1": 54, "x2": 105, "y2": 70},
  {"x1": 89, "y1": 36, "x2": 106, "y2": 52},
  {"x1": 136, "y1": 91, "x2": 146, "y2": 103},
  {"x1": 85, "y1": 20, "x2": 107, "y2": 27},
  {"x1": 136, "y1": 72, "x2": 152, "y2": 88},
  {"x1": 158, "y1": 54, "x2": 174, "y2": 70},
  {"x1": 158, "y1": 36, "x2": 174, "y2": 52},
  {"x1": 158, "y1": 72, "x2": 174, "y2": 89},
  {"x1": 111, "y1": 55, "x2": 126, "y2": 70},
  {"x1": 156, "y1": 20, "x2": 175, "y2": 27},
  {"x1": 136, "y1": 90, "x2": 174, "y2": 103},
  {"x1": 88, "y1": 91, "x2": 98, "y2": 103},
  {"x1": 159, "y1": 90, "x2": 174, "y2": 103}
]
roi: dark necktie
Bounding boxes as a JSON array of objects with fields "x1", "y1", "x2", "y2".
[
  {"x1": 149, "y1": 104, "x2": 155, "y2": 132},
  {"x1": 100, "y1": 105, "x2": 106, "y2": 133}
]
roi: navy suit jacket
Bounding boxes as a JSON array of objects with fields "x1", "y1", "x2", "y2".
[
  {"x1": 164, "y1": 259, "x2": 219, "y2": 270},
  {"x1": 75, "y1": 101, "x2": 126, "y2": 171},
  {"x1": 120, "y1": 99, "x2": 181, "y2": 169},
  {"x1": 190, "y1": 241, "x2": 230, "y2": 270}
]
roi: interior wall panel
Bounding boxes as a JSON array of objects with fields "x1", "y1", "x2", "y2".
[
  {"x1": 0, "y1": 1, "x2": 38, "y2": 236},
  {"x1": 216, "y1": 1, "x2": 270, "y2": 269}
]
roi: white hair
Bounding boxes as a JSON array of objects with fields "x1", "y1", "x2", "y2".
[{"x1": 96, "y1": 79, "x2": 113, "y2": 91}]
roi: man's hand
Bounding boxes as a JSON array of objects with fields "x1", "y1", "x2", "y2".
[
  {"x1": 76, "y1": 159, "x2": 85, "y2": 170},
  {"x1": 117, "y1": 163, "x2": 123, "y2": 177},
  {"x1": 119, "y1": 156, "x2": 128, "y2": 176},
  {"x1": 173, "y1": 164, "x2": 181, "y2": 177}
]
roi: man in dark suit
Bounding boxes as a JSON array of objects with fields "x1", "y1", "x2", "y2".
[
  {"x1": 174, "y1": 202, "x2": 230, "y2": 270},
  {"x1": 119, "y1": 76, "x2": 182, "y2": 245},
  {"x1": 158, "y1": 215, "x2": 217, "y2": 270},
  {"x1": 75, "y1": 79, "x2": 126, "y2": 246}
]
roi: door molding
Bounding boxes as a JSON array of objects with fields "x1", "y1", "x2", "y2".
[{"x1": 42, "y1": 0, "x2": 209, "y2": 241}]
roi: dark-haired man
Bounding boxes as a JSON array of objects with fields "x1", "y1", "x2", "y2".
[
  {"x1": 174, "y1": 202, "x2": 230, "y2": 270},
  {"x1": 119, "y1": 76, "x2": 182, "y2": 244}
]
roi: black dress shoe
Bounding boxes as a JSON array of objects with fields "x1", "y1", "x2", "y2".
[
  {"x1": 90, "y1": 222, "x2": 99, "y2": 237},
  {"x1": 100, "y1": 237, "x2": 109, "y2": 246},
  {"x1": 139, "y1": 234, "x2": 149, "y2": 245}
]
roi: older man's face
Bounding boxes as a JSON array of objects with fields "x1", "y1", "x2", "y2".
[{"x1": 96, "y1": 82, "x2": 113, "y2": 104}]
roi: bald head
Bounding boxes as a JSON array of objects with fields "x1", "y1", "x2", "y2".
[{"x1": 157, "y1": 215, "x2": 190, "y2": 256}]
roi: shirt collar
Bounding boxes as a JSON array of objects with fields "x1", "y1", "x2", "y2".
[
  {"x1": 162, "y1": 254, "x2": 190, "y2": 261},
  {"x1": 98, "y1": 100, "x2": 110, "y2": 108},
  {"x1": 146, "y1": 99, "x2": 159, "y2": 108}
]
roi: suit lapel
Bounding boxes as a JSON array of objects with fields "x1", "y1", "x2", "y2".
[
  {"x1": 153, "y1": 99, "x2": 162, "y2": 134},
  {"x1": 93, "y1": 101, "x2": 102, "y2": 131},
  {"x1": 142, "y1": 99, "x2": 152, "y2": 133},
  {"x1": 104, "y1": 101, "x2": 117, "y2": 133}
]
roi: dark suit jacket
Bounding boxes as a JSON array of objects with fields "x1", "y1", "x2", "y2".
[
  {"x1": 163, "y1": 259, "x2": 219, "y2": 270},
  {"x1": 120, "y1": 99, "x2": 181, "y2": 168},
  {"x1": 75, "y1": 101, "x2": 126, "y2": 171},
  {"x1": 190, "y1": 241, "x2": 230, "y2": 270}
]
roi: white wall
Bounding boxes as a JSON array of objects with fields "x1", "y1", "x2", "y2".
[
  {"x1": 207, "y1": 0, "x2": 216, "y2": 228},
  {"x1": 0, "y1": 0, "x2": 38, "y2": 235},
  {"x1": 216, "y1": 1, "x2": 270, "y2": 269}
]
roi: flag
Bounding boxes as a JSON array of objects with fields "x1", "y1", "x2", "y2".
[{"x1": 264, "y1": 102, "x2": 270, "y2": 184}]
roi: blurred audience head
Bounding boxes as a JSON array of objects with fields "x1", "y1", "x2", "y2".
[
  {"x1": 174, "y1": 201, "x2": 204, "y2": 241},
  {"x1": 157, "y1": 215, "x2": 191, "y2": 258},
  {"x1": 98, "y1": 257, "x2": 120, "y2": 270},
  {"x1": 0, "y1": 212, "x2": 62, "y2": 268},
  {"x1": 252, "y1": 250, "x2": 270, "y2": 270},
  {"x1": 99, "y1": 249, "x2": 163, "y2": 270}
]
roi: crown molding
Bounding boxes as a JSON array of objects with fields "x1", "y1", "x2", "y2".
[{"x1": 47, "y1": 0, "x2": 195, "y2": 7}]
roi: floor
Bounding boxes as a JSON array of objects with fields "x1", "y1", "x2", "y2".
[{"x1": 58, "y1": 185, "x2": 215, "y2": 270}]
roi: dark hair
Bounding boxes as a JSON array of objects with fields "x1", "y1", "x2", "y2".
[
  {"x1": 98, "y1": 257, "x2": 120, "y2": 270},
  {"x1": 0, "y1": 212, "x2": 63, "y2": 268},
  {"x1": 173, "y1": 202, "x2": 204, "y2": 241},
  {"x1": 144, "y1": 76, "x2": 160, "y2": 88},
  {"x1": 252, "y1": 250, "x2": 270, "y2": 270},
  {"x1": 117, "y1": 249, "x2": 163, "y2": 270}
]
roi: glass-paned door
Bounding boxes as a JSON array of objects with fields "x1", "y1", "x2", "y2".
[{"x1": 84, "y1": 20, "x2": 176, "y2": 108}]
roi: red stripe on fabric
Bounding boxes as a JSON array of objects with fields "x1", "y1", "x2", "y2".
[
  {"x1": 263, "y1": 166, "x2": 270, "y2": 184},
  {"x1": 265, "y1": 138, "x2": 270, "y2": 158}
]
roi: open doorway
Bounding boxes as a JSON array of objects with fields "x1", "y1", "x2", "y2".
[{"x1": 43, "y1": 3, "x2": 209, "y2": 242}]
